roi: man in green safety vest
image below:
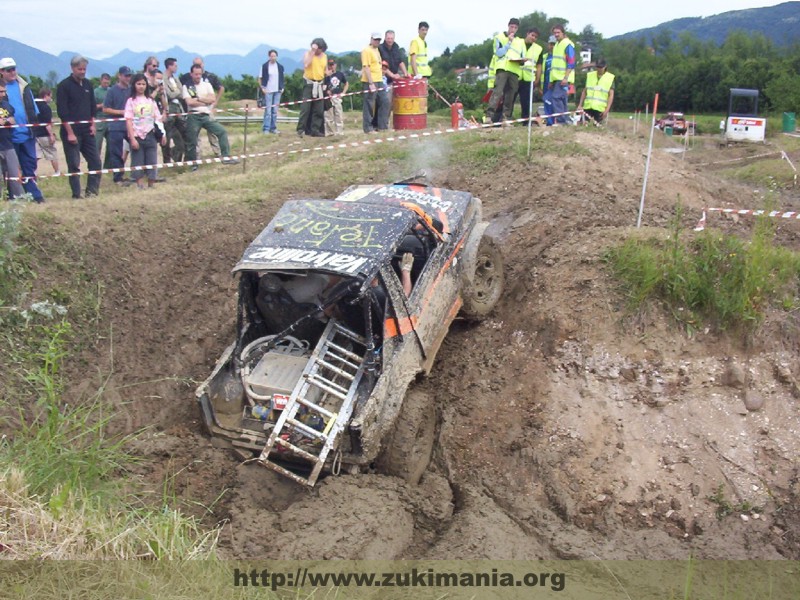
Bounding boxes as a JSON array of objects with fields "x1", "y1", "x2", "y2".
[
  {"x1": 483, "y1": 18, "x2": 526, "y2": 125},
  {"x1": 548, "y1": 24, "x2": 575, "y2": 125},
  {"x1": 577, "y1": 58, "x2": 615, "y2": 125},
  {"x1": 409, "y1": 22, "x2": 432, "y2": 78},
  {"x1": 517, "y1": 28, "x2": 543, "y2": 122}
]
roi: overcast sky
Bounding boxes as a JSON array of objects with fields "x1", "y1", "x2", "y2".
[{"x1": 6, "y1": 0, "x2": 785, "y2": 59}]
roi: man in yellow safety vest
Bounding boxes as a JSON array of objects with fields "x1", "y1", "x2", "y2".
[
  {"x1": 409, "y1": 22, "x2": 432, "y2": 78},
  {"x1": 483, "y1": 18, "x2": 526, "y2": 124},
  {"x1": 517, "y1": 28, "x2": 543, "y2": 121},
  {"x1": 577, "y1": 58, "x2": 615, "y2": 124},
  {"x1": 548, "y1": 24, "x2": 575, "y2": 125}
]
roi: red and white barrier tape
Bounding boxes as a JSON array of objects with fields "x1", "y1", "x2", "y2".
[
  {"x1": 694, "y1": 207, "x2": 800, "y2": 231},
  {"x1": 0, "y1": 79, "x2": 429, "y2": 129},
  {"x1": 2, "y1": 109, "x2": 580, "y2": 186}
]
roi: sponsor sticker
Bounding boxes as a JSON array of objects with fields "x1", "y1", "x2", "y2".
[{"x1": 245, "y1": 247, "x2": 369, "y2": 274}]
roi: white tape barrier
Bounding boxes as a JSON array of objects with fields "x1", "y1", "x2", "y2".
[
  {"x1": 3, "y1": 109, "x2": 580, "y2": 185},
  {"x1": 694, "y1": 207, "x2": 800, "y2": 231},
  {"x1": 0, "y1": 79, "x2": 429, "y2": 130}
]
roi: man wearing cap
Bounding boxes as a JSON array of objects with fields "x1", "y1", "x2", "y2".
[
  {"x1": 56, "y1": 55, "x2": 101, "y2": 199},
  {"x1": 260, "y1": 50, "x2": 284, "y2": 134},
  {"x1": 361, "y1": 32, "x2": 388, "y2": 134},
  {"x1": 0, "y1": 57, "x2": 44, "y2": 202},
  {"x1": 323, "y1": 59, "x2": 348, "y2": 136},
  {"x1": 297, "y1": 38, "x2": 327, "y2": 137},
  {"x1": 577, "y1": 58, "x2": 615, "y2": 125},
  {"x1": 103, "y1": 66, "x2": 133, "y2": 184},
  {"x1": 409, "y1": 22, "x2": 431, "y2": 78}
]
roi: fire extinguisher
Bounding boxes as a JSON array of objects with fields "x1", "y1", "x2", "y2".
[{"x1": 451, "y1": 97, "x2": 464, "y2": 128}]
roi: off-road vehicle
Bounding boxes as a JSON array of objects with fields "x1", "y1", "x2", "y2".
[{"x1": 196, "y1": 183, "x2": 503, "y2": 486}]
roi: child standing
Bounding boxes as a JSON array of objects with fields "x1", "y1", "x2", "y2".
[
  {"x1": 34, "y1": 88, "x2": 60, "y2": 176},
  {"x1": 124, "y1": 73, "x2": 164, "y2": 189}
]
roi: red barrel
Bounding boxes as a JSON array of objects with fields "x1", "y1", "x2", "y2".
[{"x1": 392, "y1": 79, "x2": 428, "y2": 130}]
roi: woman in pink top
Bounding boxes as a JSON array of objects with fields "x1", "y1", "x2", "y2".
[{"x1": 125, "y1": 73, "x2": 165, "y2": 189}]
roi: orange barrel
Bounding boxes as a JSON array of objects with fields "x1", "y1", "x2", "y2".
[{"x1": 392, "y1": 79, "x2": 428, "y2": 130}]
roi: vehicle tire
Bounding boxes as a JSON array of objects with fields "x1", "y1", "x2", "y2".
[
  {"x1": 380, "y1": 389, "x2": 436, "y2": 485},
  {"x1": 461, "y1": 234, "x2": 504, "y2": 319}
]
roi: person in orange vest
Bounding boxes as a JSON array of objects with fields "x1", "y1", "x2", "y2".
[{"x1": 577, "y1": 58, "x2": 615, "y2": 125}]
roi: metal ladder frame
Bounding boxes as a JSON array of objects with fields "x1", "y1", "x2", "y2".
[{"x1": 258, "y1": 319, "x2": 367, "y2": 486}]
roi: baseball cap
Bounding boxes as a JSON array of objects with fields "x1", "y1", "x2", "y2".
[
  {"x1": 0, "y1": 57, "x2": 17, "y2": 69},
  {"x1": 118, "y1": 66, "x2": 132, "y2": 75},
  {"x1": 371, "y1": 32, "x2": 382, "y2": 39},
  {"x1": 548, "y1": 35, "x2": 557, "y2": 44}
]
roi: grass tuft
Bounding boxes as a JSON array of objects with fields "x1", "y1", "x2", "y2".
[{"x1": 605, "y1": 204, "x2": 800, "y2": 331}]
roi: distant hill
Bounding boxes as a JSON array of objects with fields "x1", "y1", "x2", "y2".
[
  {"x1": 0, "y1": 37, "x2": 304, "y2": 81},
  {"x1": 610, "y1": 1, "x2": 800, "y2": 46}
]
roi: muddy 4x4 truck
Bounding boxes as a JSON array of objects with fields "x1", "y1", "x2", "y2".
[{"x1": 196, "y1": 183, "x2": 503, "y2": 486}]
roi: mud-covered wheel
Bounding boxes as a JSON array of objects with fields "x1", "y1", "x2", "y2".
[
  {"x1": 461, "y1": 235, "x2": 504, "y2": 318},
  {"x1": 380, "y1": 389, "x2": 436, "y2": 485}
]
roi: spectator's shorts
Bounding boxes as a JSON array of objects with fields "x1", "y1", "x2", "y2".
[{"x1": 36, "y1": 135, "x2": 58, "y2": 161}]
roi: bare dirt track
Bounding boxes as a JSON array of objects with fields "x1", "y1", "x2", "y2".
[{"x1": 28, "y1": 124, "x2": 800, "y2": 561}]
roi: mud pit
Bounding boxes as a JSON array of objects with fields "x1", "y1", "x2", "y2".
[{"x1": 49, "y1": 127, "x2": 800, "y2": 560}]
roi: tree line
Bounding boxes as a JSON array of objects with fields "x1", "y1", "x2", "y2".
[{"x1": 23, "y1": 11, "x2": 800, "y2": 117}]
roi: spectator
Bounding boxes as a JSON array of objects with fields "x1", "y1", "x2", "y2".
[
  {"x1": 148, "y1": 69, "x2": 167, "y2": 181},
  {"x1": 0, "y1": 57, "x2": 44, "y2": 202},
  {"x1": 409, "y1": 22, "x2": 432, "y2": 78},
  {"x1": 162, "y1": 58, "x2": 187, "y2": 163},
  {"x1": 56, "y1": 55, "x2": 102, "y2": 199},
  {"x1": 323, "y1": 58, "x2": 347, "y2": 136},
  {"x1": 181, "y1": 57, "x2": 224, "y2": 156},
  {"x1": 548, "y1": 24, "x2": 575, "y2": 125},
  {"x1": 518, "y1": 28, "x2": 543, "y2": 122},
  {"x1": 0, "y1": 79, "x2": 26, "y2": 200},
  {"x1": 297, "y1": 38, "x2": 327, "y2": 138},
  {"x1": 577, "y1": 58, "x2": 615, "y2": 125},
  {"x1": 542, "y1": 36, "x2": 556, "y2": 126},
  {"x1": 378, "y1": 29, "x2": 408, "y2": 126},
  {"x1": 143, "y1": 56, "x2": 159, "y2": 94},
  {"x1": 94, "y1": 73, "x2": 112, "y2": 167},
  {"x1": 125, "y1": 73, "x2": 165, "y2": 189},
  {"x1": 260, "y1": 50, "x2": 284, "y2": 135},
  {"x1": 34, "y1": 88, "x2": 60, "y2": 175},
  {"x1": 103, "y1": 66, "x2": 133, "y2": 185},
  {"x1": 361, "y1": 32, "x2": 388, "y2": 134},
  {"x1": 483, "y1": 18, "x2": 526, "y2": 124},
  {"x1": 182, "y1": 64, "x2": 238, "y2": 168}
]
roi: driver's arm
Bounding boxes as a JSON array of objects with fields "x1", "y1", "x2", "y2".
[{"x1": 400, "y1": 253, "x2": 414, "y2": 296}]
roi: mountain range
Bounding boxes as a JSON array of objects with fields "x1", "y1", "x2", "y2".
[
  {"x1": 2, "y1": 2, "x2": 799, "y2": 81},
  {"x1": 0, "y1": 38, "x2": 305, "y2": 81},
  {"x1": 609, "y1": 1, "x2": 800, "y2": 45}
]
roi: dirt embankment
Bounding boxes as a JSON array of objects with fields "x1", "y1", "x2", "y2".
[{"x1": 34, "y1": 126, "x2": 800, "y2": 560}]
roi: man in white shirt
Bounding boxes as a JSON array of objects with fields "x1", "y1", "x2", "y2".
[{"x1": 182, "y1": 64, "x2": 237, "y2": 168}]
